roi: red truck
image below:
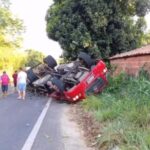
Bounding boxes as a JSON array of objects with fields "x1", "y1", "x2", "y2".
[{"x1": 27, "y1": 52, "x2": 108, "y2": 102}]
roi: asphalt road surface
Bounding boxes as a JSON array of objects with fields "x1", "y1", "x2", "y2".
[{"x1": 0, "y1": 91, "x2": 93, "y2": 150}]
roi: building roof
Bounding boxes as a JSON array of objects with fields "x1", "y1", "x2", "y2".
[{"x1": 109, "y1": 44, "x2": 150, "y2": 60}]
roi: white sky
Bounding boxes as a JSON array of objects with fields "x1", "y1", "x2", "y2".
[
  {"x1": 10, "y1": 0, "x2": 62, "y2": 59},
  {"x1": 10, "y1": 0, "x2": 150, "y2": 59},
  {"x1": 145, "y1": 14, "x2": 150, "y2": 31}
]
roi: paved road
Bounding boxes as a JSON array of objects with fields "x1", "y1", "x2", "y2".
[
  {"x1": 0, "y1": 91, "x2": 92, "y2": 150},
  {"x1": 0, "y1": 92, "x2": 48, "y2": 150},
  {"x1": 31, "y1": 99, "x2": 65, "y2": 150}
]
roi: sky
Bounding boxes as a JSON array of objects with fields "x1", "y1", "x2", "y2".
[
  {"x1": 10, "y1": 0, "x2": 150, "y2": 59},
  {"x1": 10, "y1": 0, "x2": 62, "y2": 59},
  {"x1": 145, "y1": 14, "x2": 150, "y2": 31}
]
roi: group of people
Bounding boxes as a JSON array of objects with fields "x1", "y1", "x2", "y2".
[{"x1": 0, "y1": 68, "x2": 27, "y2": 100}]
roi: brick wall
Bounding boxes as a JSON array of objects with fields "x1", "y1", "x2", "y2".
[{"x1": 110, "y1": 55, "x2": 150, "y2": 76}]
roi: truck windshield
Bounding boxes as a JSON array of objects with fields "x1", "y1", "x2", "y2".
[{"x1": 86, "y1": 78, "x2": 105, "y2": 95}]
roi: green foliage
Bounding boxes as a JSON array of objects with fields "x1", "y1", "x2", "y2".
[
  {"x1": 46, "y1": 0, "x2": 150, "y2": 60},
  {"x1": 0, "y1": 0, "x2": 11, "y2": 9},
  {"x1": 136, "y1": 0, "x2": 150, "y2": 16},
  {"x1": 0, "y1": 49, "x2": 26, "y2": 74},
  {"x1": 0, "y1": 2, "x2": 24, "y2": 49},
  {"x1": 81, "y1": 72, "x2": 150, "y2": 149},
  {"x1": 141, "y1": 31, "x2": 150, "y2": 45},
  {"x1": 0, "y1": 0, "x2": 25, "y2": 73},
  {"x1": 25, "y1": 49, "x2": 45, "y2": 67}
]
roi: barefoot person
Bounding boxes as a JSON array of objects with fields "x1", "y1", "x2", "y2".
[
  {"x1": 0, "y1": 71, "x2": 10, "y2": 97},
  {"x1": 17, "y1": 68, "x2": 27, "y2": 100}
]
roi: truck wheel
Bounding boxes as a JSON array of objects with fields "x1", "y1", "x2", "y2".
[
  {"x1": 51, "y1": 77, "x2": 64, "y2": 92},
  {"x1": 43, "y1": 55, "x2": 57, "y2": 68},
  {"x1": 27, "y1": 69, "x2": 39, "y2": 83},
  {"x1": 78, "y1": 52, "x2": 94, "y2": 68}
]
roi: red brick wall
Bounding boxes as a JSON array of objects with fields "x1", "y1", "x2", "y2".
[{"x1": 110, "y1": 55, "x2": 150, "y2": 76}]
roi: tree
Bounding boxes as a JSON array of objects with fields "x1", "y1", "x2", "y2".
[
  {"x1": 0, "y1": 0, "x2": 24, "y2": 72},
  {"x1": 0, "y1": 0, "x2": 11, "y2": 9},
  {"x1": 25, "y1": 49, "x2": 45, "y2": 67},
  {"x1": 0, "y1": 0, "x2": 24, "y2": 49},
  {"x1": 46, "y1": 0, "x2": 150, "y2": 60},
  {"x1": 141, "y1": 30, "x2": 150, "y2": 45}
]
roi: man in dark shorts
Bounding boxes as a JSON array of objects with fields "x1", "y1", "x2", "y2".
[
  {"x1": 12, "y1": 70, "x2": 18, "y2": 92},
  {"x1": 1, "y1": 71, "x2": 10, "y2": 96}
]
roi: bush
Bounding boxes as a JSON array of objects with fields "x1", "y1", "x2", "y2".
[{"x1": 81, "y1": 72, "x2": 150, "y2": 149}]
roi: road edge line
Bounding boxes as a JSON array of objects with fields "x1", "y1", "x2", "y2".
[{"x1": 21, "y1": 98, "x2": 52, "y2": 150}]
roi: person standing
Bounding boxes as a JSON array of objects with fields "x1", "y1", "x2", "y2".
[
  {"x1": 17, "y1": 68, "x2": 27, "y2": 100},
  {"x1": 12, "y1": 70, "x2": 18, "y2": 92},
  {"x1": 0, "y1": 71, "x2": 10, "y2": 97}
]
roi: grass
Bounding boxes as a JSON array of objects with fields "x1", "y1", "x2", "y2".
[{"x1": 81, "y1": 71, "x2": 150, "y2": 149}]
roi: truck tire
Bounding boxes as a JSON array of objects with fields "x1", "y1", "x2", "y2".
[
  {"x1": 78, "y1": 52, "x2": 93, "y2": 68},
  {"x1": 27, "y1": 69, "x2": 39, "y2": 83},
  {"x1": 51, "y1": 77, "x2": 64, "y2": 92},
  {"x1": 43, "y1": 55, "x2": 57, "y2": 69}
]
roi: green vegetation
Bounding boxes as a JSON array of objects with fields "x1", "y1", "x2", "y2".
[
  {"x1": 46, "y1": 0, "x2": 150, "y2": 60},
  {"x1": 81, "y1": 71, "x2": 150, "y2": 149},
  {"x1": 0, "y1": 0, "x2": 25, "y2": 73},
  {"x1": 142, "y1": 31, "x2": 150, "y2": 45},
  {"x1": 0, "y1": 1, "x2": 45, "y2": 74},
  {"x1": 0, "y1": 0, "x2": 24, "y2": 49},
  {"x1": 25, "y1": 49, "x2": 45, "y2": 67}
]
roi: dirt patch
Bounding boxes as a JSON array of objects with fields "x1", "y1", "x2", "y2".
[
  {"x1": 61, "y1": 104, "x2": 94, "y2": 150},
  {"x1": 70, "y1": 103, "x2": 102, "y2": 150}
]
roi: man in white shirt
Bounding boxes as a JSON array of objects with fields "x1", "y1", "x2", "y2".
[{"x1": 17, "y1": 67, "x2": 27, "y2": 100}]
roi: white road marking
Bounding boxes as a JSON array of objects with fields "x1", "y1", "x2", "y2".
[{"x1": 21, "y1": 98, "x2": 52, "y2": 150}]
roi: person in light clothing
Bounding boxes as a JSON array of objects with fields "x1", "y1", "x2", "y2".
[{"x1": 17, "y1": 68, "x2": 27, "y2": 100}]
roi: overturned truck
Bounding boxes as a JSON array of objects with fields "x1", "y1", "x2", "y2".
[{"x1": 27, "y1": 52, "x2": 108, "y2": 102}]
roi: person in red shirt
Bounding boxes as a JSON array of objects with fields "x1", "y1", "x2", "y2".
[
  {"x1": 0, "y1": 71, "x2": 10, "y2": 96},
  {"x1": 12, "y1": 70, "x2": 18, "y2": 92}
]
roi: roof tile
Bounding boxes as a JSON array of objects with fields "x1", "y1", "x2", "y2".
[{"x1": 110, "y1": 44, "x2": 150, "y2": 59}]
